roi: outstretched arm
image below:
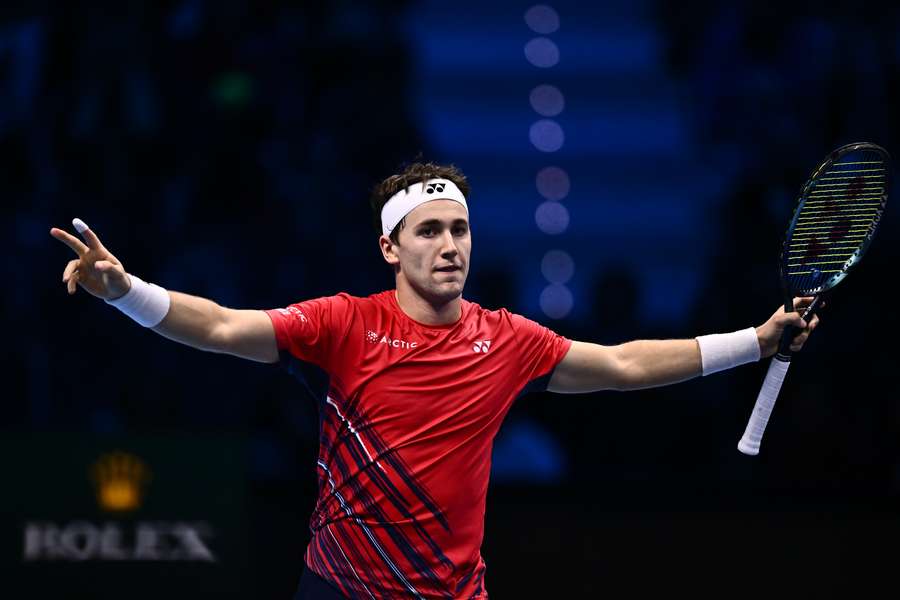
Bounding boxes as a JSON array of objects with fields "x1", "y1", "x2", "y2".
[
  {"x1": 151, "y1": 293, "x2": 278, "y2": 363},
  {"x1": 548, "y1": 297, "x2": 820, "y2": 393},
  {"x1": 548, "y1": 338, "x2": 702, "y2": 393},
  {"x1": 51, "y1": 218, "x2": 278, "y2": 363}
]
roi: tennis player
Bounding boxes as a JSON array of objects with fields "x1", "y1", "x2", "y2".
[{"x1": 50, "y1": 162, "x2": 819, "y2": 599}]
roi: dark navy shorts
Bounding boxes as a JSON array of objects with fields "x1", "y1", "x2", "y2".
[{"x1": 293, "y1": 568, "x2": 347, "y2": 600}]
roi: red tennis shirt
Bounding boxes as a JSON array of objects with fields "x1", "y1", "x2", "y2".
[{"x1": 266, "y1": 290, "x2": 571, "y2": 599}]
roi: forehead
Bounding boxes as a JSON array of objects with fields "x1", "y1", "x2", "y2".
[{"x1": 404, "y1": 199, "x2": 469, "y2": 226}]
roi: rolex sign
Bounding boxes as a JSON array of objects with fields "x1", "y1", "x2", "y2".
[{"x1": 2, "y1": 434, "x2": 247, "y2": 598}]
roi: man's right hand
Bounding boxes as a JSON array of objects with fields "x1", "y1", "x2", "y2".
[{"x1": 50, "y1": 218, "x2": 131, "y2": 300}]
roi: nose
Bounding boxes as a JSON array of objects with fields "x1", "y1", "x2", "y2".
[{"x1": 439, "y1": 230, "x2": 458, "y2": 259}]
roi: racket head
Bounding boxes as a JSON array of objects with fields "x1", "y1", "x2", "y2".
[{"x1": 781, "y1": 142, "x2": 891, "y2": 298}]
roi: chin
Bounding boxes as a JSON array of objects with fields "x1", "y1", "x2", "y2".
[
  {"x1": 428, "y1": 280, "x2": 465, "y2": 303},
  {"x1": 433, "y1": 284, "x2": 464, "y2": 302}
]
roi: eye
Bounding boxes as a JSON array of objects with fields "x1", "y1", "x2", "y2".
[
  {"x1": 419, "y1": 227, "x2": 434, "y2": 237},
  {"x1": 453, "y1": 226, "x2": 468, "y2": 236}
]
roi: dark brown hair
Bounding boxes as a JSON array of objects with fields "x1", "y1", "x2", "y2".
[{"x1": 370, "y1": 162, "x2": 470, "y2": 243}]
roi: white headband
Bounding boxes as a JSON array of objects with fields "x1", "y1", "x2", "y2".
[{"x1": 381, "y1": 179, "x2": 468, "y2": 236}]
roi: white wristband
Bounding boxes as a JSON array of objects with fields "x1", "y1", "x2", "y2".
[
  {"x1": 695, "y1": 327, "x2": 760, "y2": 376},
  {"x1": 105, "y1": 274, "x2": 171, "y2": 328}
]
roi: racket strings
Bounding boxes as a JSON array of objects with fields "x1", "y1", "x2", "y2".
[{"x1": 784, "y1": 150, "x2": 888, "y2": 288}]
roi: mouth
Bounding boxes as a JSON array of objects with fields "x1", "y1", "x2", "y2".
[{"x1": 434, "y1": 265, "x2": 461, "y2": 273}]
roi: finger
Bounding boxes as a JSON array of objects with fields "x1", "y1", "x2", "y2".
[
  {"x1": 50, "y1": 227, "x2": 89, "y2": 256},
  {"x1": 792, "y1": 296, "x2": 815, "y2": 310},
  {"x1": 786, "y1": 312, "x2": 807, "y2": 328},
  {"x1": 62, "y1": 259, "x2": 80, "y2": 282},
  {"x1": 789, "y1": 313, "x2": 821, "y2": 352},
  {"x1": 67, "y1": 271, "x2": 79, "y2": 295},
  {"x1": 72, "y1": 218, "x2": 108, "y2": 253}
]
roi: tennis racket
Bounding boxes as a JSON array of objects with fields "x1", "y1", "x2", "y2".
[{"x1": 737, "y1": 142, "x2": 891, "y2": 456}]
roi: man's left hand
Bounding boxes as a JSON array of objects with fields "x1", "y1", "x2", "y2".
[{"x1": 756, "y1": 296, "x2": 822, "y2": 358}]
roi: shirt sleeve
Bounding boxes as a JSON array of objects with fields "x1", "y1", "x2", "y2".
[
  {"x1": 264, "y1": 294, "x2": 354, "y2": 371},
  {"x1": 509, "y1": 313, "x2": 572, "y2": 388}
]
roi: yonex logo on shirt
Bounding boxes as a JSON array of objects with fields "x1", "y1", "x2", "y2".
[
  {"x1": 366, "y1": 330, "x2": 419, "y2": 349},
  {"x1": 472, "y1": 340, "x2": 491, "y2": 353}
]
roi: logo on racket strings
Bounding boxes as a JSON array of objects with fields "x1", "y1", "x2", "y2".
[{"x1": 800, "y1": 175, "x2": 865, "y2": 267}]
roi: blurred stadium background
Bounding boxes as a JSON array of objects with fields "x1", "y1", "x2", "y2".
[{"x1": 4, "y1": 1, "x2": 899, "y2": 598}]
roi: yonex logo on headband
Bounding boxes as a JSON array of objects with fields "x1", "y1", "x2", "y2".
[{"x1": 381, "y1": 179, "x2": 468, "y2": 237}]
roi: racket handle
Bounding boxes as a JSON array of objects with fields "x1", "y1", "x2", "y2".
[
  {"x1": 738, "y1": 295, "x2": 821, "y2": 455},
  {"x1": 737, "y1": 356, "x2": 792, "y2": 455}
]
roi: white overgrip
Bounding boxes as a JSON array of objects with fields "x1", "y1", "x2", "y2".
[{"x1": 737, "y1": 357, "x2": 791, "y2": 455}]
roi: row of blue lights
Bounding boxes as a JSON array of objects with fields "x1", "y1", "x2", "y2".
[{"x1": 525, "y1": 5, "x2": 573, "y2": 319}]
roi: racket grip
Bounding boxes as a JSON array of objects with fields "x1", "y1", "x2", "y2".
[{"x1": 737, "y1": 356, "x2": 792, "y2": 455}]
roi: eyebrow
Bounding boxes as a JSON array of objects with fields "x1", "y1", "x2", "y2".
[{"x1": 414, "y1": 218, "x2": 469, "y2": 229}]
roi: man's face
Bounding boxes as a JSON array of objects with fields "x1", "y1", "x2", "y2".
[{"x1": 385, "y1": 200, "x2": 471, "y2": 304}]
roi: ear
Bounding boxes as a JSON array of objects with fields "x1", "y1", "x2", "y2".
[{"x1": 379, "y1": 234, "x2": 400, "y2": 266}]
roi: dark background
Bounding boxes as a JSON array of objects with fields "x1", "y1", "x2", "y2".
[{"x1": 4, "y1": 1, "x2": 899, "y2": 598}]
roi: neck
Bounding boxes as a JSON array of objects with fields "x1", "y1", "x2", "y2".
[{"x1": 394, "y1": 280, "x2": 461, "y2": 326}]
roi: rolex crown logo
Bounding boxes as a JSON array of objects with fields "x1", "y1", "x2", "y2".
[{"x1": 90, "y1": 451, "x2": 152, "y2": 513}]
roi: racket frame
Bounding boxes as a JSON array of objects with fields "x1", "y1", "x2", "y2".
[{"x1": 738, "y1": 142, "x2": 890, "y2": 455}]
